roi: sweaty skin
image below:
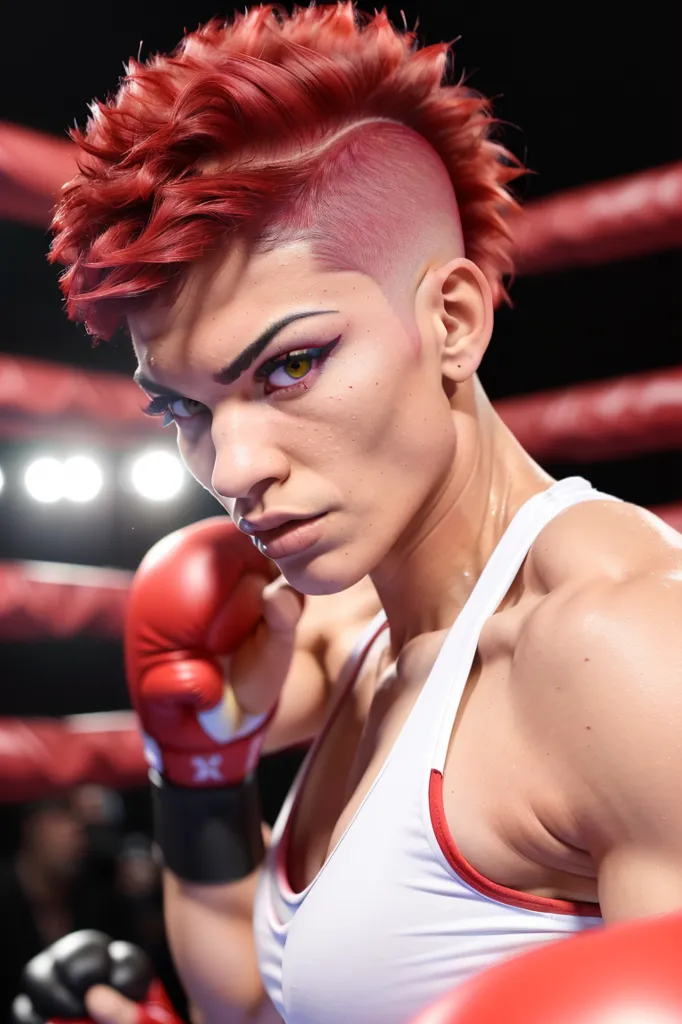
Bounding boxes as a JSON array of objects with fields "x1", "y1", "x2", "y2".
[{"x1": 125, "y1": 237, "x2": 682, "y2": 1022}]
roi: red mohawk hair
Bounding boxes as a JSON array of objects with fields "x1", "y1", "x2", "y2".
[{"x1": 50, "y1": 3, "x2": 523, "y2": 341}]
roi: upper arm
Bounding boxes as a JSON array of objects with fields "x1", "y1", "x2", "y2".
[
  {"x1": 262, "y1": 576, "x2": 381, "y2": 755},
  {"x1": 543, "y1": 571, "x2": 682, "y2": 923},
  {"x1": 261, "y1": 642, "x2": 328, "y2": 754}
]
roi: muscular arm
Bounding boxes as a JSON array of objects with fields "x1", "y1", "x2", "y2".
[
  {"x1": 536, "y1": 562, "x2": 682, "y2": 922},
  {"x1": 164, "y1": 862, "x2": 271, "y2": 1023},
  {"x1": 262, "y1": 576, "x2": 381, "y2": 754},
  {"x1": 163, "y1": 644, "x2": 324, "y2": 1022},
  {"x1": 166, "y1": 578, "x2": 379, "y2": 1021},
  {"x1": 261, "y1": 644, "x2": 328, "y2": 755}
]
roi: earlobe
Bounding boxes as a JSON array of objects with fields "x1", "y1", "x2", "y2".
[{"x1": 418, "y1": 257, "x2": 494, "y2": 383}]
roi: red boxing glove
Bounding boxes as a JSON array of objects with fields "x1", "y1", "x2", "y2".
[
  {"x1": 124, "y1": 517, "x2": 276, "y2": 789},
  {"x1": 412, "y1": 910, "x2": 682, "y2": 1024}
]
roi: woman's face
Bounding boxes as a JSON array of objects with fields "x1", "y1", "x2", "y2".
[{"x1": 129, "y1": 241, "x2": 459, "y2": 594}]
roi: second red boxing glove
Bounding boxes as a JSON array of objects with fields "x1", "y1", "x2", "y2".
[
  {"x1": 124, "y1": 516, "x2": 276, "y2": 789},
  {"x1": 411, "y1": 910, "x2": 682, "y2": 1024}
]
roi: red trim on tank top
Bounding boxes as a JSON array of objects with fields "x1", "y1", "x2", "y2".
[
  {"x1": 429, "y1": 769, "x2": 601, "y2": 918},
  {"x1": 276, "y1": 618, "x2": 390, "y2": 898}
]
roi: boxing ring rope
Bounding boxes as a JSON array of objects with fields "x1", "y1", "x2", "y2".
[
  {"x1": 0, "y1": 559, "x2": 146, "y2": 800},
  {"x1": 496, "y1": 367, "x2": 682, "y2": 461},
  {"x1": 0, "y1": 356, "x2": 155, "y2": 430},
  {"x1": 509, "y1": 159, "x2": 682, "y2": 273},
  {"x1": 0, "y1": 712, "x2": 145, "y2": 802},
  {"x1": 0, "y1": 354, "x2": 163, "y2": 445},
  {"x1": 0, "y1": 561, "x2": 130, "y2": 640},
  {"x1": 1, "y1": 120, "x2": 681, "y2": 802},
  {"x1": 0, "y1": 122, "x2": 79, "y2": 229}
]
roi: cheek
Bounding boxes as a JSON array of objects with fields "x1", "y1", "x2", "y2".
[
  {"x1": 317, "y1": 341, "x2": 406, "y2": 433},
  {"x1": 323, "y1": 341, "x2": 451, "y2": 466}
]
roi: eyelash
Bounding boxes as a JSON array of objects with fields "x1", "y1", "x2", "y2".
[{"x1": 141, "y1": 337, "x2": 340, "y2": 426}]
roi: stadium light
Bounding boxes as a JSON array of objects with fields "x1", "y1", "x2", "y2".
[
  {"x1": 129, "y1": 450, "x2": 185, "y2": 502},
  {"x1": 62, "y1": 455, "x2": 103, "y2": 503},
  {"x1": 23, "y1": 454, "x2": 104, "y2": 504},
  {"x1": 24, "y1": 456, "x2": 64, "y2": 503}
]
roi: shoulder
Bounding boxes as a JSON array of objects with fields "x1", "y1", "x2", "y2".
[
  {"x1": 523, "y1": 497, "x2": 682, "y2": 682},
  {"x1": 522, "y1": 495, "x2": 682, "y2": 691},
  {"x1": 527, "y1": 494, "x2": 682, "y2": 594},
  {"x1": 517, "y1": 497, "x2": 682, "y2": 815}
]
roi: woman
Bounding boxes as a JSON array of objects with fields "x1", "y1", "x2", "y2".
[{"x1": 33, "y1": 5, "x2": 682, "y2": 1023}]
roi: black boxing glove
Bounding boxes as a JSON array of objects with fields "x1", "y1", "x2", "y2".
[{"x1": 12, "y1": 930, "x2": 153, "y2": 1024}]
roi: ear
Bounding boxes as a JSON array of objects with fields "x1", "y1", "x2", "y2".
[{"x1": 414, "y1": 257, "x2": 494, "y2": 382}]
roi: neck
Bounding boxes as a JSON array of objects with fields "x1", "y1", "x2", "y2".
[{"x1": 371, "y1": 379, "x2": 553, "y2": 653}]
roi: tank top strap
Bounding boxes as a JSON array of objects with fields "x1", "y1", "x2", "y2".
[
  {"x1": 426, "y1": 477, "x2": 619, "y2": 772},
  {"x1": 269, "y1": 607, "x2": 389, "y2": 850}
]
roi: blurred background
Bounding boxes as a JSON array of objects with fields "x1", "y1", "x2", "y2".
[{"x1": 0, "y1": 0, "x2": 680, "y2": 1018}]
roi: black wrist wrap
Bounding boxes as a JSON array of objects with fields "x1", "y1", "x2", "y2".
[{"x1": 152, "y1": 771, "x2": 264, "y2": 884}]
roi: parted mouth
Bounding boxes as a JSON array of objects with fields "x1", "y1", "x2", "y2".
[{"x1": 238, "y1": 511, "x2": 326, "y2": 537}]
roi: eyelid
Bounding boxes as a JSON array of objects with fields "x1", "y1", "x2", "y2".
[
  {"x1": 255, "y1": 350, "x2": 307, "y2": 378},
  {"x1": 141, "y1": 336, "x2": 340, "y2": 420},
  {"x1": 255, "y1": 337, "x2": 340, "y2": 378},
  {"x1": 141, "y1": 394, "x2": 204, "y2": 426}
]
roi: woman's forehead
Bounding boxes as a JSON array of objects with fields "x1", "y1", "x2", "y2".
[
  {"x1": 129, "y1": 242, "x2": 383, "y2": 358},
  {"x1": 133, "y1": 244, "x2": 317, "y2": 333}
]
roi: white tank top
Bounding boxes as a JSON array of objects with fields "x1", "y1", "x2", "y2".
[{"x1": 254, "y1": 478, "x2": 616, "y2": 1024}]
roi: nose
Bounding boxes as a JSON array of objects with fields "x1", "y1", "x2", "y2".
[{"x1": 210, "y1": 402, "x2": 289, "y2": 501}]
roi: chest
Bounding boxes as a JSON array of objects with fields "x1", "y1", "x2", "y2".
[{"x1": 286, "y1": 602, "x2": 597, "y2": 901}]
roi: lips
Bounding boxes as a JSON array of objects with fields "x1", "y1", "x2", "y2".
[
  {"x1": 250, "y1": 513, "x2": 328, "y2": 560},
  {"x1": 253, "y1": 512, "x2": 325, "y2": 545}
]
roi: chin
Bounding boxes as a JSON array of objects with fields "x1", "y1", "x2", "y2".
[{"x1": 278, "y1": 548, "x2": 369, "y2": 596}]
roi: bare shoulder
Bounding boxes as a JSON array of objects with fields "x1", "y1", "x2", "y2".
[
  {"x1": 517, "y1": 497, "x2": 682, "y2": 783},
  {"x1": 522, "y1": 496, "x2": 682, "y2": 675},
  {"x1": 527, "y1": 495, "x2": 682, "y2": 592},
  {"x1": 514, "y1": 501, "x2": 682, "y2": 901}
]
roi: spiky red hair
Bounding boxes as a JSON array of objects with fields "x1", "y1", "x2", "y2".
[{"x1": 50, "y1": 3, "x2": 522, "y2": 340}]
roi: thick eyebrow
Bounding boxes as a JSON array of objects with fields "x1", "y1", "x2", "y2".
[
  {"x1": 213, "y1": 309, "x2": 338, "y2": 385},
  {"x1": 132, "y1": 309, "x2": 339, "y2": 396}
]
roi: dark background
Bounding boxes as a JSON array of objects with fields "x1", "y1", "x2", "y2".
[{"x1": 0, "y1": 0, "x2": 680, "y2": 812}]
